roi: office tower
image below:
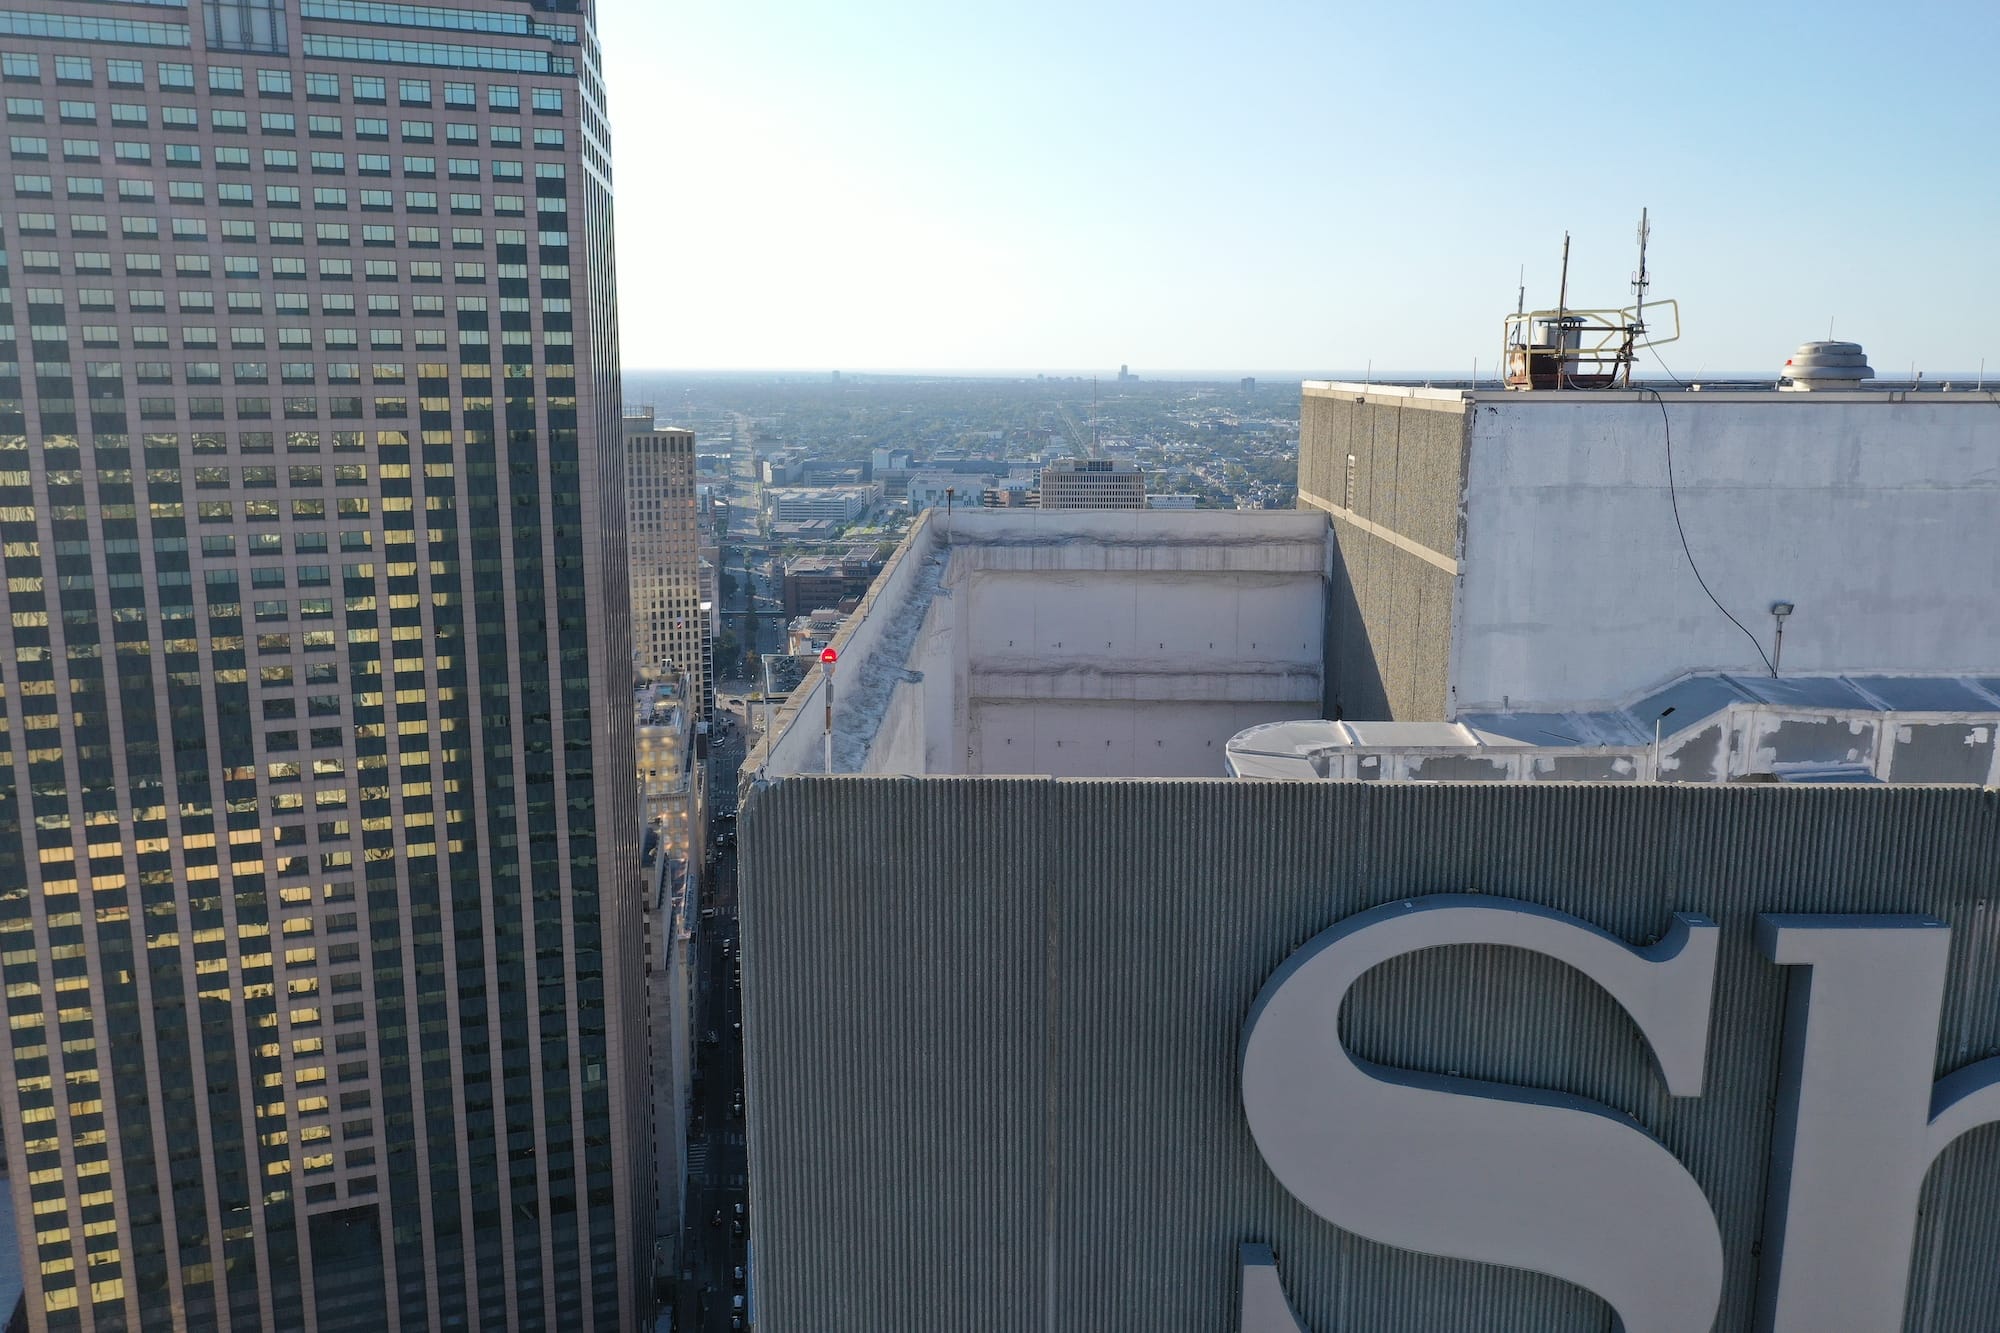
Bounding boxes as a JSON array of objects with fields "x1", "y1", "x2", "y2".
[
  {"x1": 624, "y1": 414, "x2": 704, "y2": 714},
  {"x1": 694, "y1": 559, "x2": 716, "y2": 724},
  {"x1": 0, "y1": 3, "x2": 649, "y2": 1329},
  {"x1": 1035, "y1": 458, "x2": 1145, "y2": 510}
]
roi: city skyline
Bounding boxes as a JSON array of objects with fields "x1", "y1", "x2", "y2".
[{"x1": 603, "y1": 0, "x2": 2000, "y2": 375}]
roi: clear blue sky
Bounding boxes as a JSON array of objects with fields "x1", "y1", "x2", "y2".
[{"x1": 600, "y1": 0, "x2": 1999, "y2": 375}]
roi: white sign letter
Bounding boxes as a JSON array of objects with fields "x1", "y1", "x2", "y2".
[
  {"x1": 1755, "y1": 914, "x2": 2000, "y2": 1331},
  {"x1": 1241, "y1": 895, "x2": 1723, "y2": 1333},
  {"x1": 1239, "y1": 1244, "x2": 1307, "y2": 1333}
]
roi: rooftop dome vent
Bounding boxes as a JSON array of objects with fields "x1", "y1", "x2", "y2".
[{"x1": 1779, "y1": 340, "x2": 1874, "y2": 392}]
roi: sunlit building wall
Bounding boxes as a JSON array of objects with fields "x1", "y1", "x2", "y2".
[{"x1": 0, "y1": 2, "x2": 649, "y2": 1328}]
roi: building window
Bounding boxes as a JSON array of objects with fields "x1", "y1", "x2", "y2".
[{"x1": 204, "y1": 0, "x2": 290, "y2": 56}]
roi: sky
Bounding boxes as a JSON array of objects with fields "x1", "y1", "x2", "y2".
[{"x1": 599, "y1": 0, "x2": 2000, "y2": 375}]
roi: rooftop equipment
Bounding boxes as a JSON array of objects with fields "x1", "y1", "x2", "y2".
[
  {"x1": 1778, "y1": 340, "x2": 1875, "y2": 391},
  {"x1": 1503, "y1": 210, "x2": 1680, "y2": 389}
]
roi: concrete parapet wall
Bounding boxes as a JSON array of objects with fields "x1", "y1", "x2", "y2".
[
  {"x1": 755, "y1": 510, "x2": 1333, "y2": 779},
  {"x1": 1456, "y1": 395, "x2": 2000, "y2": 712}
]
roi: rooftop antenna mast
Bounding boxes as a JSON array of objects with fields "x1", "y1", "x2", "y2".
[
  {"x1": 1555, "y1": 234, "x2": 1572, "y2": 389},
  {"x1": 1556, "y1": 233, "x2": 1571, "y2": 329},
  {"x1": 1626, "y1": 207, "x2": 1651, "y2": 387},
  {"x1": 1503, "y1": 214, "x2": 1678, "y2": 392}
]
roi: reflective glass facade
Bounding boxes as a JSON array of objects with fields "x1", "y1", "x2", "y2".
[{"x1": 0, "y1": 2, "x2": 648, "y2": 1328}]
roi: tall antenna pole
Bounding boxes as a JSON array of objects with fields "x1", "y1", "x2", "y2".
[
  {"x1": 1556, "y1": 233, "x2": 1571, "y2": 325},
  {"x1": 1627, "y1": 208, "x2": 1651, "y2": 387},
  {"x1": 1516, "y1": 265, "x2": 1526, "y2": 318},
  {"x1": 1632, "y1": 208, "x2": 1650, "y2": 325},
  {"x1": 1556, "y1": 233, "x2": 1571, "y2": 391}
]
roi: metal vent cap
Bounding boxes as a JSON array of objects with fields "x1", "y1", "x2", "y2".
[{"x1": 1780, "y1": 340, "x2": 1875, "y2": 391}]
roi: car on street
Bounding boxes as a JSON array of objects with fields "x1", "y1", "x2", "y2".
[{"x1": 732, "y1": 1265, "x2": 745, "y2": 1288}]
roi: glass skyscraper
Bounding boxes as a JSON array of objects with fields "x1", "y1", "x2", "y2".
[{"x1": 0, "y1": 1, "x2": 650, "y2": 1328}]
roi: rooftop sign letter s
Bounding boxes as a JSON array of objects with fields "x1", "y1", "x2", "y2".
[{"x1": 1240, "y1": 895, "x2": 1724, "y2": 1333}]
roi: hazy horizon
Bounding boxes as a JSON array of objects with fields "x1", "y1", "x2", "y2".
[{"x1": 601, "y1": 0, "x2": 1997, "y2": 376}]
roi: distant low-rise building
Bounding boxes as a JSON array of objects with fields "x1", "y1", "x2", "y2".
[
  {"x1": 766, "y1": 486, "x2": 876, "y2": 525},
  {"x1": 1038, "y1": 458, "x2": 1148, "y2": 510},
  {"x1": 870, "y1": 447, "x2": 916, "y2": 476},
  {"x1": 982, "y1": 477, "x2": 1038, "y2": 508},
  {"x1": 783, "y1": 554, "x2": 886, "y2": 617},
  {"x1": 788, "y1": 608, "x2": 847, "y2": 655},
  {"x1": 1147, "y1": 493, "x2": 1200, "y2": 510},
  {"x1": 906, "y1": 473, "x2": 970, "y2": 509},
  {"x1": 799, "y1": 463, "x2": 868, "y2": 489},
  {"x1": 770, "y1": 518, "x2": 846, "y2": 542},
  {"x1": 761, "y1": 451, "x2": 805, "y2": 485}
]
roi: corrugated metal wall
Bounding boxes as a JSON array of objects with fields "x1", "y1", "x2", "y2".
[{"x1": 738, "y1": 777, "x2": 2000, "y2": 1333}]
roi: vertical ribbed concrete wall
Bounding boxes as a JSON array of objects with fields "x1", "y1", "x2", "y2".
[
  {"x1": 1298, "y1": 388, "x2": 1469, "y2": 721},
  {"x1": 739, "y1": 777, "x2": 2000, "y2": 1332}
]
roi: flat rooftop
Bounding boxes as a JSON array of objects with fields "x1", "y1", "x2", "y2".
[
  {"x1": 747, "y1": 507, "x2": 1336, "y2": 780},
  {"x1": 1227, "y1": 672, "x2": 2000, "y2": 784},
  {"x1": 1304, "y1": 378, "x2": 2000, "y2": 403}
]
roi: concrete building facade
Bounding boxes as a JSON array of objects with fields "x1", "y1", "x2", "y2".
[
  {"x1": 625, "y1": 415, "x2": 704, "y2": 711},
  {"x1": 903, "y1": 472, "x2": 965, "y2": 510},
  {"x1": 695, "y1": 559, "x2": 717, "y2": 724},
  {"x1": 1036, "y1": 457, "x2": 1145, "y2": 510},
  {"x1": 1299, "y1": 382, "x2": 2000, "y2": 720},
  {"x1": 779, "y1": 554, "x2": 881, "y2": 619},
  {"x1": 764, "y1": 485, "x2": 872, "y2": 526},
  {"x1": 0, "y1": 5, "x2": 650, "y2": 1329}
]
